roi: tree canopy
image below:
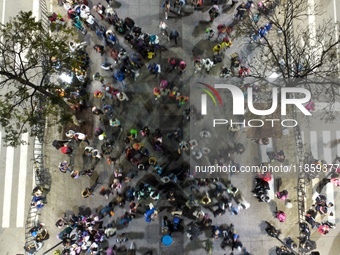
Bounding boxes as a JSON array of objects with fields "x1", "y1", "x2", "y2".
[
  {"x1": 0, "y1": 11, "x2": 82, "y2": 146},
  {"x1": 234, "y1": 0, "x2": 340, "y2": 120}
]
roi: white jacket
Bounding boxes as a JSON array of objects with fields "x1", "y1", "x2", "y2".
[
  {"x1": 203, "y1": 58, "x2": 214, "y2": 69},
  {"x1": 116, "y1": 92, "x2": 129, "y2": 101}
]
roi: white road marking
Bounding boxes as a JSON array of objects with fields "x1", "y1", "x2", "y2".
[
  {"x1": 2, "y1": 146, "x2": 14, "y2": 228},
  {"x1": 310, "y1": 131, "x2": 318, "y2": 160},
  {"x1": 1, "y1": 0, "x2": 5, "y2": 24},
  {"x1": 336, "y1": 131, "x2": 340, "y2": 157},
  {"x1": 322, "y1": 131, "x2": 332, "y2": 163},
  {"x1": 16, "y1": 133, "x2": 29, "y2": 227},
  {"x1": 32, "y1": 0, "x2": 40, "y2": 21},
  {"x1": 300, "y1": 131, "x2": 305, "y2": 149}
]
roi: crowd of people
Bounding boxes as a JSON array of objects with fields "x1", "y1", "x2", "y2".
[{"x1": 23, "y1": 0, "x2": 340, "y2": 254}]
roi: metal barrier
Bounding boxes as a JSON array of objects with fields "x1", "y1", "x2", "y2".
[
  {"x1": 24, "y1": 138, "x2": 48, "y2": 254},
  {"x1": 24, "y1": 0, "x2": 50, "y2": 253},
  {"x1": 292, "y1": 108, "x2": 308, "y2": 255}
]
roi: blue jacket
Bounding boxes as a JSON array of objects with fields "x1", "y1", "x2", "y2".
[{"x1": 145, "y1": 207, "x2": 156, "y2": 222}]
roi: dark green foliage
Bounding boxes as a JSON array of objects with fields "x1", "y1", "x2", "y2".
[{"x1": 0, "y1": 11, "x2": 81, "y2": 146}]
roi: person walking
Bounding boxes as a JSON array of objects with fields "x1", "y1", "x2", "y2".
[
  {"x1": 110, "y1": 117, "x2": 123, "y2": 131},
  {"x1": 162, "y1": 1, "x2": 171, "y2": 20},
  {"x1": 60, "y1": 144, "x2": 73, "y2": 156},
  {"x1": 208, "y1": 5, "x2": 219, "y2": 22},
  {"x1": 93, "y1": 3, "x2": 106, "y2": 20},
  {"x1": 318, "y1": 224, "x2": 330, "y2": 235},
  {"x1": 59, "y1": 161, "x2": 72, "y2": 173},
  {"x1": 176, "y1": 95, "x2": 189, "y2": 108},
  {"x1": 92, "y1": 106, "x2": 104, "y2": 116},
  {"x1": 82, "y1": 187, "x2": 94, "y2": 198},
  {"x1": 206, "y1": 28, "x2": 215, "y2": 40},
  {"x1": 178, "y1": 60, "x2": 186, "y2": 74},
  {"x1": 114, "y1": 70, "x2": 127, "y2": 89},
  {"x1": 235, "y1": 3, "x2": 247, "y2": 20},
  {"x1": 93, "y1": 44, "x2": 105, "y2": 56},
  {"x1": 147, "y1": 63, "x2": 161, "y2": 78},
  {"x1": 103, "y1": 103, "x2": 115, "y2": 118},
  {"x1": 82, "y1": 176, "x2": 101, "y2": 198},
  {"x1": 104, "y1": 223, "x2": 117, "y2": 238},
  {"x1": 191, "y1": 0, "x2": 201, "y2": 10},
  {"x1": 174, "y1": 0, "x2": 185, "y2": 14},
  {"x1": 203, "y1": 58, "x2": 214, "y2": 73},
  {"x1": 194, "y1": 58, "x2": 202, "y2": 73},
  {"x1": 159, "y1": 21, "x2": 169, "y2": 38},
  {"x1": 93, "y1": 72, "x2": 104, "y2": 84},
  {"x1": 169, "y1": 29, "x2": 180, "y2": 45}
]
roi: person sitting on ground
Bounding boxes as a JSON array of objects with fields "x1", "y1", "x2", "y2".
[{"x1": 82, "y1": 187, "x2": 94, "y2": 198}]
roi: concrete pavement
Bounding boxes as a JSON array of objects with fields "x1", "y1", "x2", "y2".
[{"x1": 20, "y1": 0, "x2": 332, "y2": 255}]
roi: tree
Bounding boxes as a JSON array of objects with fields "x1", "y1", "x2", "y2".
[
  {"x1": 0, "y1": 11, "x2": 84, "y2": 146},
  {"x1": 234, "y1": 0, "x2": 340, "y2": 120}
]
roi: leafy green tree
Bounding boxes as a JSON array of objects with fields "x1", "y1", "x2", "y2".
[{"x1": 0, "y1": 11, "x2": 82, "y2": 146}]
